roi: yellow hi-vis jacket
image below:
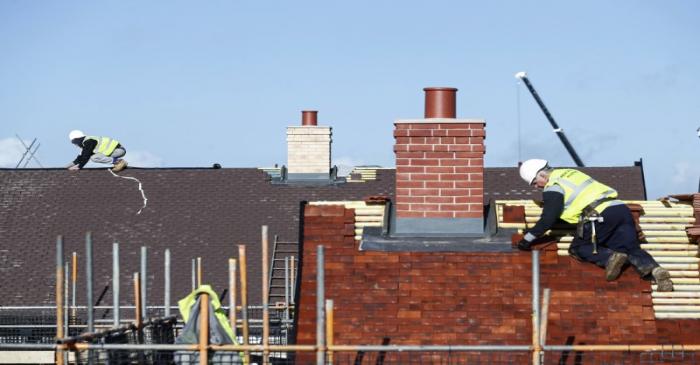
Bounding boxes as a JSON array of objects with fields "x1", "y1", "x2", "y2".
[
  {"x1": 85, "y1": 136, "x2": 120, "y2": 156},
  {"x1": 178, "y1": 285, "x2": 236, "y2": 342},
  {"x1": 544, "y1": 169, "x2": 619, "y2": 224}
]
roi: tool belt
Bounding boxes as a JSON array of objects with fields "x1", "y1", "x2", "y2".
[{"x1": 576, "y1": 197, "x2": 616, "y2": 239}]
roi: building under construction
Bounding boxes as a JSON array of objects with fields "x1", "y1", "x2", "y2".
[{"x1": 1, "y1": 88, "x2": 699, "y2": 364}]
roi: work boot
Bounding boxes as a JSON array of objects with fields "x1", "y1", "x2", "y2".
[
  {"x1": 605, "y1": 252, "x2": 628, "y2": 281},
  {"x1": 652, "y1": 267, "x2": 674, "y2": 292},
  {"x1": 112, "y1": 159, "x2": 128, "y2": 172}
]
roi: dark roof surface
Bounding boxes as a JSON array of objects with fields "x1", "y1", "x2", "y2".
[
  {"x1": 484, "y1": 166, "x2": 646, "y2": 201},
  {"x1": 0, "y1": 164, "x2": 645, "y2": 306},
  {"x1": 0, "y1": 168, "x2": 394, "y2": 306}
]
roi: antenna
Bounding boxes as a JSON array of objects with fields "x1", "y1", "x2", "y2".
[{"x1": 15, "y1": 134, "x2": 43, "y2": 168}]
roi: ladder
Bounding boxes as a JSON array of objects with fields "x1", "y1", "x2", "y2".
[{"x1": 268, "y1": 235, "x2": 298, "y2": 308}]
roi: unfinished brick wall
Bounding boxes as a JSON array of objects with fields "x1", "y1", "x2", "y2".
[
  {"x1": 296, "y1": 204, "x2": 700, "y2": 348},
  {"x1": 393, "y1": 121, "x2": 485, "y2": 219}
]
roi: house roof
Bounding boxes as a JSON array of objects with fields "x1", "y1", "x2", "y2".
[
  {"x1": 0, "y1": 164, "x2": 646, "y2": 307},
  {"x1": 0, "y1": 167, "x2": 394, "y2": 306}
]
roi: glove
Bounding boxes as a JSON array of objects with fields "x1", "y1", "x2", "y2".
[{"x1": 517, "y1": 239, "x2": 532, "y2": 251}]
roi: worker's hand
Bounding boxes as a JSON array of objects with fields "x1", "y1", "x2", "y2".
[
  {"x1": 68, "y1": 165, "x2": 80, "y2": 171},
  {"x1": 517, "y1": 239, "x2": 532, "y2": 251}
]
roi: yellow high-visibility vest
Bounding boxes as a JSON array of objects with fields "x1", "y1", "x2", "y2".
[
  {"x1": 85, "y1": 136, "x2": 119, "y2": 156},
  {"x1": 545, "y1": 169, "x2": 618, "y2": 223}
]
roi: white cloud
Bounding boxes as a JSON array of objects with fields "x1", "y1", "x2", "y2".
[
  {"x1": 124, "y1": 150, "x2": 164, "y2": 168},
  {"x1": 0, "y1": 138, "x2": 29, "y2": 168}
]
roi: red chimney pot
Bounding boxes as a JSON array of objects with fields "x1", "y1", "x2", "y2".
[
  {"x1": 301, "y1": 110, "x2": 318, "y2": 126},
  {"x1": 424, "y1": 87, "x2": 457, "y2": 118}
]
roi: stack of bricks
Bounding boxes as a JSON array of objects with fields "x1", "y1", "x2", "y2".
[
  {"x1": 393, "y1": 121, "x2": 485, "y2": 219},
  {"x1": 295, "y1": 204, "x2": 700, "y2": 351},
  {"x1": 287, "y1": 125, "x2": 332, "y2": 174}
]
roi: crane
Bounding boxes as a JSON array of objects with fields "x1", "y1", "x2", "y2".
[{"x1": 515, "y1": 71, "x2": 585, "y2": 167}]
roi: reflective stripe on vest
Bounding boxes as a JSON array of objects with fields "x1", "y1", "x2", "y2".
[
  {"x1": 545, "y1": 169, "x2": 619, "y2": 224},
  {"x1": 86, "y1": 136, "x2": 119, "y2": 156}
]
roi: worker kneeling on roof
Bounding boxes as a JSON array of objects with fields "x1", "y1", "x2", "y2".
[
  {"x1": 67, "y1": 130, "x2": 128, "y2": 172},
  {"x1": 518, "y1": 159, "x2": 673, "y2": 292}
]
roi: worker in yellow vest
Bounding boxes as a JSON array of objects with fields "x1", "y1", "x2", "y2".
[
  {"x1": 517, "y1": 159, "x2": 673, "y2": 292},
  {"x1": 67, "y1": 130, "x2": 128, "y2": 172}
]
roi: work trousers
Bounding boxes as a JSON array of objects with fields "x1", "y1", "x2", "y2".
[
  {"x1": 568, "y1": 204, "x2": 659, "y2": 277},
  {"x1": 90, "y1": 147, "x2": 126, "y2": 164}
]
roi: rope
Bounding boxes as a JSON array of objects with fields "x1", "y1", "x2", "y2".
[{"x1": 109, "y1": 170, "x2": 148, "y2": 215}]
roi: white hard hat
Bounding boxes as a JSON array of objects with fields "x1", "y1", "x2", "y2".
[
  {"x1": 69, "y1": 130, "x2": 85, "y2": 141},
  {"x1": 519, "y1": 159, "x2": 549, "y2": 185}
]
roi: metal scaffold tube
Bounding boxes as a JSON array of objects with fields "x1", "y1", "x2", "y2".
[
  {"x1": 55, "y1": 236, "x2": 64, "y2": 365},
  {"x1": 86, "y1": 232, "x2": 93, "y2": 334},
  {"x1": 316, "y1": 245, "x2": 326, "y2": 365},
  {"x1": 238, "y1": 244, "x2": 250, "y2": 363},
  {"x1": 113, "y1": 242, "x2": 120, "y2": 327},
  {"x1": 532, "y1": 249, "x2": 541, "y2": 365},
  {"x1": 164, "y1": 249, "x2": 171, "y2": 317},
  {"x1": 141, "y1": 246, "x2": 148, "y2": 320}
]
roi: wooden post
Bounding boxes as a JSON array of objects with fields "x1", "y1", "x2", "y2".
[
  {"x1": 199, "y1": 293, "x2": 209, "y2": 365},
  {"x1": 326, "y1": 299, "x2": 334, "y2": 364},
  {"x1": 134, "y1": 273, "x2": 142, "y2": 328},
  {"x1": 540, "y1": 288, "x2": 551, "y2": 365},
  {"x1": 229, "y1": 258, "x2": 237, "y2": 339},
  {"x1": 262, "y1": 226, "x2": 270, "y2": 364},
  {"x1": 56, "y1": 236, "x2": 64, "y2": 365},
  {"x1": 238, "y1": 245, "x2": 250, "y2": 364}
]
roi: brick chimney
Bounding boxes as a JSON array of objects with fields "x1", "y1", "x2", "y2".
[
  {"x1": 393, "y1": 87, "x2": 486, "y2": 236},
  {"x1": 287, "y1": 110, "x2": 332, "y2": 180}
]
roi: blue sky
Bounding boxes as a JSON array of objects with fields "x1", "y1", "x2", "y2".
[{"x1": 1, "y1": 1, "x2": 698, "y2": 198}]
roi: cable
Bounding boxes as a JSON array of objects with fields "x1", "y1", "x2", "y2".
[{"x1": 109, "y1": 170, "x2": 148, "y2": 215}]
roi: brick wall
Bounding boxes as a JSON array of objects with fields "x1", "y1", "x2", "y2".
[
  {"x1": 296, "y1": 204, "x2": 700, "y2": 348},
  {"x1": 393, "y1": 121, "x2": 485, "y2": 219},
  {"x1": 287, "y1": 126, "x2": 332, "y2": 174}
]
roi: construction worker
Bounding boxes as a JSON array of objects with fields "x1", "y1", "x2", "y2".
[
  {"x1": 517, "y1": 159, "x2": 673, "y2": 292},
  {"x1": 67, "y1": 130, "x2": 128, "y2": 172}
]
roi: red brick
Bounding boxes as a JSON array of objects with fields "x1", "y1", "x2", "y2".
[
  {"x1": 410, "y1": 203, "x2": 440, "y2": 211},
  {"x1": 425, "y1": 196, "x2": 454, "y2": 204},
  {"x1": 393, "y1": 129, "x2": 409, "y2": 137},
  {"x1": 439, "y1": 123, "x2": 470, "y2": 129},
  {"x1": 446, "y1": 129, "x2": 470, "y2": 137},
  {"x1": 425, "y1": 181, "x2": 454, "y2": 189},
  {"x1": 455, "y1": 181, "x2": 483, "y2": 189},
  {"x1": 397, "y1": 166, "x2": 425, "y2": 173},
  {"x1": 424, "y1": 152, "x2": 455, "y2": 159},
  {"x1": 396, "y1": 151, "x2": 425, "y2": 159},
  {"x1": 407, "y1": 129, "x2": 433, "y2": 137},
  {"x1": 396, "y1": 180, "x2": 425, "y2": 189},
  {"x1": 411, "y1": 159, "x2": 440, "y2": 166},
  {"x1": 409, "y1": 188, "x2": 439, "y2": 196},
  {"x1": 438, "y1": 174, "x2": 469, "y2": 181},
  {"x1": 439, "y1": 158, "x2": 469, "y2": 167},
  {"x1": 411, "y1": 173, "x2": 440, "y2": 181}
]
